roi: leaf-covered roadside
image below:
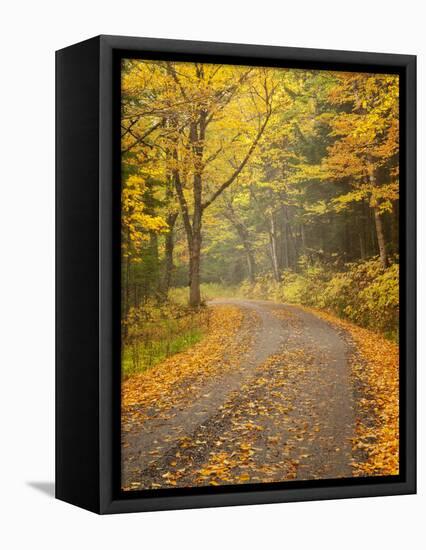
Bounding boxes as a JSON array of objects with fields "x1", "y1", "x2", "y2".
[
  {"x1": 305, "y1": 307, "x2": 399, "y2": 476},
  {"x1": 122, "y1": 305, "x2": 243, "y2": 432}
]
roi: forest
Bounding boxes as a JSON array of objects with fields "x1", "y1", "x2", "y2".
[{"x1": 120, "y1": 59, "x2": 399, "y2": 376}]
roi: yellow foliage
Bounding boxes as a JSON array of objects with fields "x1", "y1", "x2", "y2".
[{"x1": 121, "y1": 173, "x2": 167, "y2": 261}]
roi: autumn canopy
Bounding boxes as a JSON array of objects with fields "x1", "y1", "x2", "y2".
[{"x1": 121, "y1": 60, "x2": 399, "y2": 340}]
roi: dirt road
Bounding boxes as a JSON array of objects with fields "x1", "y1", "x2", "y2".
[{"x1": 122, "y1": 299, "x2": 355, "y2": 489}]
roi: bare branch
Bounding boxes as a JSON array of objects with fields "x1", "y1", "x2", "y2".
[
  {"x1": 165, "y1": 62, "x2": 189, "y2": 101},
  {"x1": 121, "y1": 121, "x2": 163, "y2": 153},
  {"x1": 203, "y1": 144, "x2": 224, "y2": 166},
  {"x1": 171, "y1": 149, "x2": 193, "y2": 244}
]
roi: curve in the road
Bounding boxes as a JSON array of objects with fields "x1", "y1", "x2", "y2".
[{"x1": 122, "y1": 299, "x2": 354, "y2": 485}]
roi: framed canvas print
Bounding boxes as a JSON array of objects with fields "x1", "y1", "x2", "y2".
[{"x1": 56, "y1": 35, "x2": 416, "y2": 514}]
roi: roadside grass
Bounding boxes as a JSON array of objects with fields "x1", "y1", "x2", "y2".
[
  {"x1": 122, "y1": 285, "x2": 240, "y2": 379},
  {"x1": 122, "y1": 309, "x2": 211, "y2": 379}
]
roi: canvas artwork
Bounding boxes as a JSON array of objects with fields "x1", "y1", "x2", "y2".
[{"x1": 119, "y1": 59, "x2": 399, "y2": 492}]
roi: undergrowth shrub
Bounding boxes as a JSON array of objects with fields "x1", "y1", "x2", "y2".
[{"x1": 239, "y1": 257, "x2": 399, "y2": 340}]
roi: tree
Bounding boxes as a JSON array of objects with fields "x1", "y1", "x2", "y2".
[
  {"x1": 221, "y1": 192, "x2": 257, "y2": 283},
  {"x1": 122, "y1": 61, "x2": 278, "y2": 305},
  {"x1": 323, "y1": 73, "x2": 399, "y2": 268}
]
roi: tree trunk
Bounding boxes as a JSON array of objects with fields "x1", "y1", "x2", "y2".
[
  {"x1": 148, "y1": 231, "x2": 160, "y2": 294},
  {"x1": 122, "y1": 254, "x2": 131, "y2": 343},
  {"x1": 168, "y1": 68, "x2": 273, "y2": 307},
  {"x1": 171, "y1": 139, "x2": 203, "y2": 307},
  {"x1": 124, "y1": 230, "x2": 131, "y2": 317},
  {"x1": 369, "y1": 207, "x2": 376, "y2": 256},
  {"x1": 358, "y1": 201, "x2": 367, "y2": 259},
  {"x1": 163, "y1": 232, "x2": 174, "y2": 293},
  {"x1": 301, "y1": 223, "x2": 307, "y2": 252},
  {"x1": 391, "y1": 200, "x2": 399, "y2": 256},
  {"x1": 189, "y1": 233, "x2": 202, "y2": 307},
  {"x1": 368, "y1": 163, "x2": 388, "y2": 269},
  {"x1": 245, "y1": 247, "x2": 256, "y2": 283},
  {"x1": 286, "y1": 223, "x2": 298, "y2": 269},
  {"x1": 224, "y1": 204, "x2": 256, "y2": 283},
  {"x1": 162, "y1": 212, "x2": 178, "y2": 294},
  {"x1": 282, "y1": 222, "x2": 289, "y2": 269},
  {"x1": 374, "y1": 206, "x2": 388, "y2": 269},
  {"x1": 269, "y1": 212, "x2": 281, "y2": 282},
  {"x1": 359, "y1": 231, "x2": 366, "y2": 260},
  {"x1": 278, "y1": 207, "x2": 289, "y2": 270}
]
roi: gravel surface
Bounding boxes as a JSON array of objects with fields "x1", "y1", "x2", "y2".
[{"x1": 122, "y1": 299, "x2": 355, "y2": 489}]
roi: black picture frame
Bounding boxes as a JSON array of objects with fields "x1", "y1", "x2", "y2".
[{"x1": 56, "y1": 35, "x2": 416, "y2": 514}]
